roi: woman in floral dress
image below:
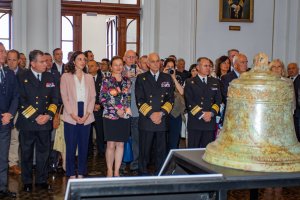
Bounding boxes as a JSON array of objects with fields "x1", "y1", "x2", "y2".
[{"x1": 100, "y1": 56, "x2": 131, "y2": 177}]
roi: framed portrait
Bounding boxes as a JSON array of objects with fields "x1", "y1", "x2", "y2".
[{"x1": 219, "y1": 0, "x2": 254, "y2": 22}]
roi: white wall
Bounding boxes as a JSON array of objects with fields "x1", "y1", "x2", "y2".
[
  {"x1": 141, "y1": 0, "x2": 300, "y2": 68},
  {"x1": 196, "y1": 0, "x2": 274, "y2": 65},
  {"x1": 82, "y1": 14, "x2": 114, "y2": 62}
]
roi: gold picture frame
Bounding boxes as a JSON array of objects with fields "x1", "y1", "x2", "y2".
[{"x1": 219, "y1": 0, "x2": 254, "y2": 22}]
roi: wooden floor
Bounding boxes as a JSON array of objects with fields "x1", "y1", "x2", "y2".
[{"x1": 5, "y1": 145, "x2": 300, "y2": 200}]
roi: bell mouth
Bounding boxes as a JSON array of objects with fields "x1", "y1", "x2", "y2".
[{"x1": 203, "y1": 140, "x2": 300, "y2": 172}]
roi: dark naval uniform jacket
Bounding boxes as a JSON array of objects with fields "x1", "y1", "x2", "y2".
[
  {"x1": 135, "y1": 71, "x2": 174, "y2": 132},
  {"x1": 184, "y1": 75, "x2": 222, "y2": 131},
  {"x1": 16, "y1": 70, "x2": 59, "y2": 131}
]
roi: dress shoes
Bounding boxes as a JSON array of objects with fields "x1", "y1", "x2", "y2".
[
  {"x1": 35, "y1": 183, "x2": 52, "y2": 190},
  {"x1": 0, "y1": 190, "x2": 16, "y2": 198},
  {"x1": 23, "y1": 184, "x2": 32, "y2": 192},
  {"x1": 9, "y1": 165, "x2": 22, "y2": 175}
]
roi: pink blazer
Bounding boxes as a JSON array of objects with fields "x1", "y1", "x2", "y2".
[{"x1": 60, "y1": 73, "x2": 96, "y2": 125}]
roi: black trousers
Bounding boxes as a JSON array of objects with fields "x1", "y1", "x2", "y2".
[
  {"x1": 20, "y1": 130, "x2": 51, "y2": 184},
  {"x1": 0, "y1": 126, "x2": 11, "y2": 191},
  {"x1": 294, "y1": 116, "x2": 300, "y2": 142},
  {"x1": 93, "y1": 115, "x2": 105, "y2": 154},
  {"x1": 188, "y1": 129, "x2": 214, "y2": 148},
  {"x1": 139, "y1": 130, "x2": 167, "y2": 174}
]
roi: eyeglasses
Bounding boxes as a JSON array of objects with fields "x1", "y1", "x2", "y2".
[{"x1": 126, "y1": 56, "x2": 136, "y2": 59}]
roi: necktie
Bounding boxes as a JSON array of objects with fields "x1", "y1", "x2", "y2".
[
  {"x1": 202, "y1": 78, "x2": 206, "y2": 84},
  {"x1": 153, "y1": 74, "x2": 156, "y2": 81},
  {"x1": 93, "y1": 76, "x2": 96, "y2": 82},
  {"x1": 37, "y1": 74, "x2": 41, "y2": 81},
  {"x1": 0, "y1": 69, "x2": 4, "y2": 84}
]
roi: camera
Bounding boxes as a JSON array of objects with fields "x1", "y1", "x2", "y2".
[
  {"x1": 130, "y1": 64, "x2": 137, "y2": 74},
  {"x1": 168, "y1": 68, "x2": 175, "y2": 75}
]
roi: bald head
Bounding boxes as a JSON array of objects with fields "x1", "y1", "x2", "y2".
[
  {"x1": 88, "y1": 60, "x2": 99, "y2": 75},
  {"x1": 123, "y1": 50, "x2": 137, "y2": 66},
  {"x1": 147, "y1": 52, "x2": 160, "y2": 73},
  {"x1": 287, "y1": 62, "x2": 299, "y2": 78},
  {"x1": 233, "y1": 53, "x2": 248, "y2": 74}
]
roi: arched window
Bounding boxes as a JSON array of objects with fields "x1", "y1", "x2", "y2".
[
  {"x1": 0, "y1": 0, "x2": 12, "y2": 49},
  {"x1": 61, "y1": 16, "x2": 74, "y2": 63},
  {"x1": 0, "y1": 12, "x2": 11, "y2": 49}
]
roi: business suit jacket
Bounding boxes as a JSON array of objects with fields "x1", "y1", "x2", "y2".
[
  {"x1": 221, "y1": 70, "x2": 238, "y2": 104},
  {"x1": 135, "y1": 71, "x2": 175, "y2": 132},
  {"x1": 293, "y1": 75, "x2": 300, "y2": 117},
  {"x1": 52, "y1": 63, "x2": 65, "y2": 76},
  {"x1": 60, "y1": 72, "x2": 96, "y2": 125},
  {"x1": 93, "y1": 71, "x2": 103, "y2": 117},
  {"x1": 16, "y1": 70, "x2": 59, "y2": 131},
  {"x1": 0, "y1": 67, "x2": 19, "y2": 128},
  {"x1": 184, "y1": 76, "x2": 222, "y2": 131}
]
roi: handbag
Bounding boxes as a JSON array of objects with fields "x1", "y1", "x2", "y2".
[
  {"x1": 123, "y1": 137, "x2": 133, "y2": 163},
  {"x1": 53, "y1": 105, "x2": 63, "y2": 129}
]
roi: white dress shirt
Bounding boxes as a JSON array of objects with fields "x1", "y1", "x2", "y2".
[{"x1": 74, "y1": 74, "x2": 86, "y2": 102}]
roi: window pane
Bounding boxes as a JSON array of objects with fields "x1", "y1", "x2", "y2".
[
  {"x1": 126, "y1": 43, "x2": 136, "y2": 52},
  {"x1": 101, "y1": 0, "x2": 119, "y2": 3},
  {"x1": 0, "y1": 39, "x2": 9, "y2": 50},
  {"x1": 62, "y1": 41, "x2": 73, "y2": 63},
  {"x1": 0, "y1": 13, "x2": 9, "y2": 38},
  {"x1": 126, "y1": 19, "x2": 136, "y2": 43},
  {"x1": 120, "y1": 0, "x2": 137, "y2": 4},
  {"x1": 62, "y1": 16, "x2": 74, "y2": 40}
]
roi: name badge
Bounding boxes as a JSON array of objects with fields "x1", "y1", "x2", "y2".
[
  {"x1": 161, "y1": 82, "x2": 170, "y2": 88},
  {"x1": 211, "y1": 87, "x2": 218, "y2": 91},
  {"x1": 46, "y1": 82, "x2": 55, "y2": 87}
]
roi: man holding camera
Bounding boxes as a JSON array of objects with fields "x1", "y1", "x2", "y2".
[{"x1": 123, "y1": 50, "x2": 141, "y2": 173}]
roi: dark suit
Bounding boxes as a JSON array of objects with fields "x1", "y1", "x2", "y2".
[
  {"x1": 184, "y1": 76, "x2": 222, "y2": 148},
  {"x1": 293, "y1": 75, "x2": 300, "y2": 141},
  {"x1": 0, "y1": 67, "x2": 19, "y2": 191},
  {"x1": 16, "y1": 69, "x2": 58, "y2": 185},
  {"x1": 220, "y1": 70, "x2": 238, "y2": 104},
  {"x1": 135, "y1": 71, "x2": 174, "y2": 174},
  {"x1": 51, "y1": 63, "x2": 65, "y2": 76},
  {"x1": 90, "y1": 71, "x2": 105, "y2": 155}
]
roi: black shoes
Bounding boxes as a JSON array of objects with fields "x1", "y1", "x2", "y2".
[
  {"x1": 23, "y1": 184, "x2": 32, "y2": 192},
  {"x1": 0, "y1": 190, "x2": 16, "y2": 198}
]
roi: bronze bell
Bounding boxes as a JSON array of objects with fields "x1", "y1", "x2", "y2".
[{"x1": 203, "y1": 53, "x2": 300, "y2": 172}]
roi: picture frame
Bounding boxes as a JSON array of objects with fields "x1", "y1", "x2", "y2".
[{"x1": 219, "y1": 0, "x2": 254, "y2": 22}]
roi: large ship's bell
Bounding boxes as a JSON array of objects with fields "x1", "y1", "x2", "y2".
[{"x1": 203, "y1": 53, "x2": 300, "y2": 172}]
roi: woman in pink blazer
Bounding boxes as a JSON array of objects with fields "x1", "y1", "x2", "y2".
[{"x1": 60, "y1": 51, "x2": 96, "y2": 179}]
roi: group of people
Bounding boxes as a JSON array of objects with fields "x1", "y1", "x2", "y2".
[{"x1": 0, "y1": 41, "x2": 300, "y2": 198}]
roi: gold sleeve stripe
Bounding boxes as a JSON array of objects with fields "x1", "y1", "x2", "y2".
[
  {"x1": 22, "y1": 106, "x2": 37, "y2": 118},
  {"x1": 139, "y1": 103, "x2": 148, "y2": 113},
  {"x1": 143, "y1": 106, "x2": 152, "y2": 116},
  {"x1": 191, "y1": 105, "x2": 201, "y2": 116},
  {"x1": 48, "y1": 104, "x2": 57, "y2": 114},
  {"x1": 212, "y1": 104, "x2": 220, "y2": 113},
  {"x1": 139, "y1": 103, "x2": 152, "y2": 116},
  {"x1": 161, "y1": 102, "x2": 173, "y2": 114}
]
